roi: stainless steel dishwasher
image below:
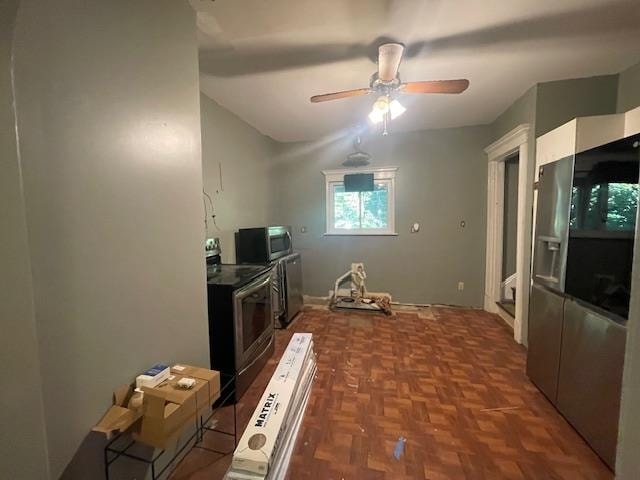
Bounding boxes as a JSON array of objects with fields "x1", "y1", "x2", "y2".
[{"x1": 282, "y1": 252, "x2": 303, "y2": 325}]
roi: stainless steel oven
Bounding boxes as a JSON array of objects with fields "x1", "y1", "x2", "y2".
[
  {"x1": 234, "y1": 271, "x2": 274, "y2": 369},
  {"x1": 207, "y1": 264, "x2": 274, "y2": 403},
  {"x1": 236, "y1": 226, "x2": 293, "y2": 263}
]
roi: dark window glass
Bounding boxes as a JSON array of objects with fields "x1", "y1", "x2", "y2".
[
  {"x1": 241, "y1": 283, "x2": 271, "y2": 351},
  {"x1": 566, "y1": 134, "x2": 640, "y2": 319}
]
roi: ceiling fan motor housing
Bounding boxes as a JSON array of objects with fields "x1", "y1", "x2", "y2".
[{"x1": 370, "y1": 72, "x2": 401, "y2": 92}]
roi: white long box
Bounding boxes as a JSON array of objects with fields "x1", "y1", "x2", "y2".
[
  {"x1": 226, "y1": 356, "x2": 316, "y2": 480},
  {"x1": 231, "y1": 333, "x2": 314, "y2": 476},
  {"x1": 266, "y1": 358, "x2": 315, "y2": 480}
]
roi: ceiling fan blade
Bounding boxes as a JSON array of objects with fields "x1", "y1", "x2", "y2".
[
  {"x1": 377, "y1": 43, "x2": 404, "y2": 82},
  {"x1": 310, "y1": 88, "x2": 371, "y2": 103},
  {"x1": 401, "y1": 79, "x2": 470, "y2": 94}
]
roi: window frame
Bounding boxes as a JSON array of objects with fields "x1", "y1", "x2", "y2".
[{"x1": 322, "y1": 167, "x2": 398, "y2": 236}]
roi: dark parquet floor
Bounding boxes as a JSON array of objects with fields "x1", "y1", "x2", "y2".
[{"x1": 171, "y1": 306, "x2": 612, "y2": 480}]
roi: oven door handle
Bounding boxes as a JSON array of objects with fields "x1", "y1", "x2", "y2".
[{"x1": 235, "y1": 272, "x2": 272, "y2": 300}]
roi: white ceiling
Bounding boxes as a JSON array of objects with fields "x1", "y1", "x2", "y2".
[{"x1": 191, "y1": 0, "x2": 640, "y2": 143}]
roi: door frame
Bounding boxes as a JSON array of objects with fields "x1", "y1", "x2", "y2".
[{"x1": 484, "y1": 124, "x2": 532, "y2": 344}]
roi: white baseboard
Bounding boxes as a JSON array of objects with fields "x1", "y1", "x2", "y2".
[{"x1": 496, "y1": 308, "x2": 515, "y2": 330}]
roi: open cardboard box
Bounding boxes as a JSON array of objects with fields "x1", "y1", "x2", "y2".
[
  {"x1": 134, "y1": 367, "x2": 220, "y2": 449},
  {"x1": 92, "y1": 384, "x2": 143, "y2": 439},
  {"x1": 93, "y1": 365, "x2": 221, "y2": 449},
  {"x1": 134, "y1": 384, "x2": 198, "y2": 449}
]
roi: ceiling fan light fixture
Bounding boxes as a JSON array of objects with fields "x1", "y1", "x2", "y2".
[
  {"x1": 389, "y1": 99, "x2": 406, "y2": 119},
  {"x1": 373, "y1": 95, "x2": 390, "y2": 112},
  {"x1": 368, "y1": 108, "x2": 384, "y2": 124},
  {"x1": 368, "y1": 95, "x2": 389, "y2": 124}
]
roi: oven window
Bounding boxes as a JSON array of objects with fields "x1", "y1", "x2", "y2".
[{"x1": 241, "y1": 283, "x2": 271, "y2": 351}]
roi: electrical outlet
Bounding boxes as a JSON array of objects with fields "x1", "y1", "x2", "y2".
[{"x1": 458, "y1": 281, "x2": 464, "y2": 291}]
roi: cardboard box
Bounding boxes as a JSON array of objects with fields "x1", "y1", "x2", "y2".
[
  {"x1": 134, "y1": 367, "x2": 220, "y2": 449},
  {"x1": 172, "y1": 364, "x2": 216, "y2": 380},
  {"x1": 94, "y1": 365, "x2": 220, "y2": 449},
  {"x1": 92, "y1": 384, "x2": 143, "y2": 439},
  {"x1": 152, "y1": 374, "x2": 217, "y2": 416},
  {"x1": 171, "y1": 364, "x2": 221, "y2": 411},
  {"x1": 134, "y1": 384, "x2": 197, "y2": 449},
  {"x1": 231, "y1": 333, "x2": 314, "y2": 476}
]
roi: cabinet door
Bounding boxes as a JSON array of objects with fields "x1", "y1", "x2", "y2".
[
  {"x1": 557, "y1": 299, "x2": 626, "y2": 469},
  {"x1": 527, "y1": 283, "x2": 565, "y2": 403}
]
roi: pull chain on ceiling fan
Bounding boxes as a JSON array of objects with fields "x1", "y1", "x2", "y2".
[{"x1": 310, "y1": 42, "x2": 469, "y2": 134}]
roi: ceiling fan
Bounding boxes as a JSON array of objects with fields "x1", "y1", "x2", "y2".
[{"x1": 310, "y1": 42, "x2": 469, "y2": 134}]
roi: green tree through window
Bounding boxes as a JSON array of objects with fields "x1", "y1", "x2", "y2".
[{"x1": 333, "y1": 183, "x2": 389, "y2": 230}]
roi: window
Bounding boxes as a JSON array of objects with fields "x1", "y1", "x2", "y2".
[{"x1": 323, "y1": 167, "x2": 397, "y2": 235}]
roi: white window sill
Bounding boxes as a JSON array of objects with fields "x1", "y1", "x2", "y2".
[{"x1": 324, "y1": 232, "x2": 398, "y2": 236}]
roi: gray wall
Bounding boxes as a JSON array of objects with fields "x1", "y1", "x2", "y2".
[
  {"x1": 11, "y1": 0, "x2": 208, "y2": 477},
  {"x1": 0, "y1": 0, "x2": 50, "y2": 478},
  {"x1": 617, "y1": 60, "x2": 640, "y2": 113},
  {"x1": 270, "y1": 126, "x2": 492, "y2": 306},
  {"x1": 535, "y1": 75, "x2": 618, "y2": 137},
  {"x1": 200, "y1": 93, "x2": 277, "y2": 263},
  {"x1": 502, "y1": 156, "x2": 519, "y2": 280},
  {"x1": 492, "y1": 86, "x2": 537, "y2": 142}
]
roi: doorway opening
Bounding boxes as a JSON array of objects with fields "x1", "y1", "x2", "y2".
[
  {"x1": 498, "y1": 153, "x2": 519, "y2": 317},
  {"x1": 484, "y1": 124, "x2": 532, "y2": 344}
]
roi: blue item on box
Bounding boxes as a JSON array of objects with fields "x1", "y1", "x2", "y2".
[{"x1": 144, "y1": 364, "x2": 169, "y2": 377}]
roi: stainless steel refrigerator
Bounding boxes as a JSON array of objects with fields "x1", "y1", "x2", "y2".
[
  {"x1": 528, "y1": 157, "x2": 573, "y2": 402},
  {"x1": 528, "y1": 133, "x2": 640, "y2": 470}
]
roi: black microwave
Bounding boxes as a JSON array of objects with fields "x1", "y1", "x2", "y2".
[{"x1": 236, "y1": 226, "x2": 293, "y2": 264}]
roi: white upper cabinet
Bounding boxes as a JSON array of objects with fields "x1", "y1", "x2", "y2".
[
  {"x1": 535, "y1": 105, "x2": 640, "y2": 181},
  {"x1": 625, "y1": 105, "x2": 640, "y2": 137}
]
